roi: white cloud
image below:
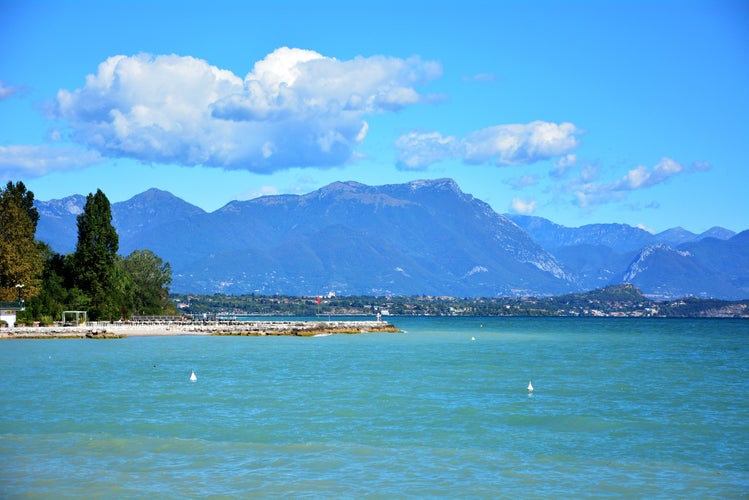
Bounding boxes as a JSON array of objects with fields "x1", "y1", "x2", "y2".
[
  {"x1": 550, "y1": 153, "x2": 577, "y2": 180},
  {"x1": 509, "y1": 197, "x2": 538, "y2": 215},
  {"x1": 571, "y1": 157, "x2": 710, "y2": 209},
  {"x1": 0, "y1": 81, "x2": 23, "y2": 100},
  {"x1": 54, "y1": 48, "x2": 441, "y2": 172},
  {"x1": 0, "y1": 145, "x2": 103, "y2": 179},
  {"x1": 463, "y1": 121, "x2": 580, "y2": 166},
  {"x1": 395, "y1": 131, "x2": 458, "y2": 170},
  {"x1": 395, "y1": 121, "x2": 580, "y2": 170},
  {"x1": 611, "y1": 157, "x2": 683, "y2": 190}
]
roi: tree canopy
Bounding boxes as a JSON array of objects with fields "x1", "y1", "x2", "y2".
[
  {"x1": 0, "y1": 182, "x2": 43, "y2": 302},
  {"x1": 122, "y1": 249, "x2": 173, "y2": 315},
  {"x1": 72, "y1": 189, "x2": 120, "y2": 319}
]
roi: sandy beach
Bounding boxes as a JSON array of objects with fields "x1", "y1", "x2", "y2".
[{"x1": 0, "y1": 320, "x2": 399, "y2": 339}]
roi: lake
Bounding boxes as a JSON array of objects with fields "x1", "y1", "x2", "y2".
[{"x1": 1, "y1": 317, "x2": 747, "y2": 498}]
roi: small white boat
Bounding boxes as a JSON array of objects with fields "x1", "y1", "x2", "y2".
[
  {"x1": 190, "y1": 371, "x2": 197, "y2": 382},
  {"x1": 527, "y1": 381, "x2": 533, "y2": 392}
]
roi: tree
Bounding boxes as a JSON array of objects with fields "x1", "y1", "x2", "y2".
[
  {"x1": 122, "y1": 249, "x2": 174, "y2": 315},
  {"x1": 3, "y1": 181, "x2": 39, "y2": 231},
  {"x1": 0, "y1": 182, "x2": 43, "y2": 302},
  {"x1": 18, "y1": 243, "x2": 67, "y2": 324},
  {"x1": 72, "y1": 189, "x2": 119, "y2": 320}
]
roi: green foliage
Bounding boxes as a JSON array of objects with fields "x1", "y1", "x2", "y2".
[
  {"x1": 2, "y1": 181, "x2": 39, "y2": 231},
  {"x1": 71, "y1": 189, "x2": 120, "y2": 320},
  {"x1": 0, "y1": 182, "x2": 44, "y2": 301},
  {"x1": 122, "y1": 249, "x2": 174, "y2": 315},
  {"x1": 19, "y1": 243, "x2": 65, "y2": 321}
]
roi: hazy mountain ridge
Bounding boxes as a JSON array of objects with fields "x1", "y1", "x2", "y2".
[
  {"x1": 35, "y1": 194, "x2": 87, "y2": 254},
  {"x1": 507, "y1": 213, "x2": 745, "y2": 299},
  {"x1": 506, "y1": 214, "x2": 736, "y2": 252},
  {"x1": 174, "y1": 179, "x2": 572, "y2": 296},
  {"x1": 34, "y1": 179, "x2": 748, "y2": 299}
]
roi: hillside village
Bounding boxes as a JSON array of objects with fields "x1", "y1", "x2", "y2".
[{"x1": 173, "y1": 285, "x2": 749, "y2": 319}]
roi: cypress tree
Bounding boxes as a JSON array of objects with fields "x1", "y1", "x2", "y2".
[{"x1": 72, "y1": 189, "x2": 119, "y2": 320}]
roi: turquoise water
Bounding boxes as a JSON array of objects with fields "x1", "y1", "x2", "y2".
[{"x1": 1, "y1": 317, "x2": 748, "y2": 498}]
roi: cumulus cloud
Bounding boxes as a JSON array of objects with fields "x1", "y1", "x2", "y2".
[
  {"x1": 0, "y1": 144, "x2": 103, "y2": 179},
  {"x1": 509, "y1": 197, "x2": 538, "y2": 215},
  {"x1": 571, "y1": 157, "x2": 710, "y2": 209},
  {"x1": 395, "y1": 121, "x2": 580, "y2": 170},
  {"x1": 394, "y1": 131, "x2": 458, "y2": 170},
  {"x1": 53, "y1": 48, "x2": 441, "y2": 172},
  {"x1": 611, "y1": 157, "x2": 684, "y2": 190},
  {"x1": 464, "y1": 122, "x2": 580, "y2": 165}
]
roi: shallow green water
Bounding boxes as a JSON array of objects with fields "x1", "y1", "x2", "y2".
[{"x1": 1, "y1": 317, "x2": 747, "y2": 498}]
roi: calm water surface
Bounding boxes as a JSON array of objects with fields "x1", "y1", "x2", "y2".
[{"x1": 1, "y1": 317, "x2": 747, "y2": 498}]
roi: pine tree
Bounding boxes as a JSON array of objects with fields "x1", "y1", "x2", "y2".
[
  {"x1": 72, "y1": 189, "x2": 119, "y2": 320},
  {"x1": 0, "y1": 182, "x2": 43, "y2": 302}
]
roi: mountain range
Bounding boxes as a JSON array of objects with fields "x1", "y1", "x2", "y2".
[{"x1": 34, "y1": 178, "x2": 748, "y2": 299}]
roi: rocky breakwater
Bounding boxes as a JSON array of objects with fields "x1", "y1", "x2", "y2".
[
  {"x1": 0, "y1": 320, "x2": 400, "y2": 339},
  {"x1": 0, "y1": 326, "x2": 126, "y2": 339},
  {"x1": 204, "y1": 320, "x2": 399, "y2": 336}
]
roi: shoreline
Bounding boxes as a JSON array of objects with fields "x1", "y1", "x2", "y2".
[{"x1": 0, "y1": 320, "x2": 399, "y2": 339}]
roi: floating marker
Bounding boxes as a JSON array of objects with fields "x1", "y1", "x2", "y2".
[
  {"x1": 471, "y1": 336, "x2": 476, "y2": 341},
  {"x1": 528, "y1": 381, "x2": 533, "y2": 392},
  {"x1": 190, "y1": 371, "x2": 197, "y2": 382}
]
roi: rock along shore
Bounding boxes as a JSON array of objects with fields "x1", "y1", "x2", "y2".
[{"x1": 0, "y1": 320, "x2": 399, "y2": 339}]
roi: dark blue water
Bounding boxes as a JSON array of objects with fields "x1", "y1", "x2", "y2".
[{"x1": 1, "y1": 317, "x2": 747, "y2": 498}]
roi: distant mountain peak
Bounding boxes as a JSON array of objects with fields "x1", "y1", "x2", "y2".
[
  {"x1": 700, "y1": 226, "x2": 736, "y2": 240},
  {"x1": 316, "y1": 180, "x2": 367, "y2": 196},
  {"x1": 124, "y1": 187, "x2": 194, "y2": 205},
  {"x1": 407, "y1": 178, "x2": 461, "y2": 192},
  {"x1": 303, "y1": 180, "x2": 414, "y2": 208},
  {"x1": 116, "y1": 188, "x2": 205, "y2": 215},
  {"x1": 140, "y1": 187, "x2": 174, "y2": 197},
  {"x1": 623, "y1": 244, "x2": 692, "y2": 283},
  {"x1": 35, "y1": 194, "x2": 86, "y2": 218},
  {"x1": 656, "y1": 226, "x2": 697, "y2": 246}
]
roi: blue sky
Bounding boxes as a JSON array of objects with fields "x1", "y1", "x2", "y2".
[{"x1": 1, "y1": 0, "x2": 747, "y2": 233}]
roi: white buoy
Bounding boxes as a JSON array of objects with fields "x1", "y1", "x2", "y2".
[
  {"x1": 190, "y1": 371, "x2": 197, "y2": 382},
  {"x1": 528, "y1": 381, "x2": 533, "y2": 392},
  {"x1": 471, "y1": 336, "x2": 476, "y2": 341}
]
